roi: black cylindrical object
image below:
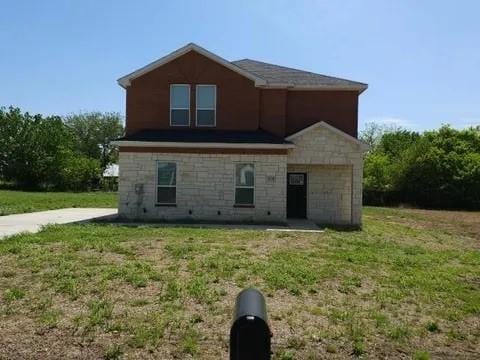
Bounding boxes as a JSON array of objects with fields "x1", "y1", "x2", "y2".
[{"x1": 230, "y1": 288, "x2": 271, "y2": 360}]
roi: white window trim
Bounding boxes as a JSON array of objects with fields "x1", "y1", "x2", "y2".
[
  {"x1": 156, "y1": 161, "x2": 177, "y2": 205},
  {"x1": 234, "y1": 163, "x2": 255, "y2": 206},
  {"x1": 170, "y1": 84, "x2": 190, "y2": 127},
  {"x1": 195, "y1": 84, "x2": 216, "y2": 127}
]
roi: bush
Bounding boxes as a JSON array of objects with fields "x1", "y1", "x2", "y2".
[
  {"x1": 56, "y1": 154, "x2": 101, "y2": 191},
  {"x1": 361, "y1": 125, "x2": 480, "y2": 210}
]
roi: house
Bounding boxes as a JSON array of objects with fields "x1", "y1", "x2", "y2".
[
  {"x1": 102, "y1": 164, "x2": 119, "y2": 191},
  {"x1": 114, "y1": 43, "x2": 368, "y2": 226}
]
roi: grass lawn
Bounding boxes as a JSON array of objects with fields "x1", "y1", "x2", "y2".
[
  {"x1": 0, "y1": 190, "x2": 118, "y2": 216},
  {"x1": 0, "y1": 207, "x2": 478, "y2": 359}
]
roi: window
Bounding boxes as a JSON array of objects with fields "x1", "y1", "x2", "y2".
[
  {"x1": 196, "y1": 85, "x2": 216, "y2": 127},
  {"x1": 235, "y1": 163, "x2": 254, "y2": 206},
  {"x1": 289, "y1": 174, "x2": 305, "y2": 185},
  {"x1": 170, "y1": 84, "x2": 190, "y2": 126},
  {"x1": 157, "y1": 162, "x2": 176, "y2": 205}
]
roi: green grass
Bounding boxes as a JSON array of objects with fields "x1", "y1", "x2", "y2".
[
  {"x1": 0, "y1": 190, "x2": 117, "y2": 215},
  {"x1": 0, "y1": 207, "x2": 478, "y2": 358}
]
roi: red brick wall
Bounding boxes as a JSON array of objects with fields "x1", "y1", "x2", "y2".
[
  {"x1": 126, "y1": 51, "x2": 259, "y2": 135},
  {"x1": 124, "y1": 50, "x2": 359, "y2": 138},
  {"x1": 259, "y1": 89, "x2": 287, "y2": 137}
]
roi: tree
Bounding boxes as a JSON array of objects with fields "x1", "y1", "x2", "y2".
[
  {"x1": 363, "y1": 124, "x2": 480, "y2": 209},
  {"x1": 378, "y1": 130, "x2": 420, "y2": 158},
  {"x1": 64, "y1": 112, "x2": 124, "y2": 170},
  {"x1": 0, "y1": 106, "x2": 75, "y2": 189}
]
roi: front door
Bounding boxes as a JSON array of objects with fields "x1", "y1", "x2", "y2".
[{"x1": 287, "y1": 173, "x2": 307, "y2": 218}]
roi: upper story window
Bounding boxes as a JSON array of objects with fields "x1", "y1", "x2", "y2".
[
  {"x1": 196, "y1": 85, "x2": 216, "y2": 127},
  {"x1": 170, "y1": 84, "x2": 190, "y2": 126}
]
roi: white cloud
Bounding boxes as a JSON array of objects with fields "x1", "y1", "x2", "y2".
[
  {"x1": 360, "y1": 116, "x2": 418, "y2": 130},
  {"x1": 458, "y1": 118, "x2": 480, "y2": 129}
]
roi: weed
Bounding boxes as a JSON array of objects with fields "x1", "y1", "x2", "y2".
[
  {"x1": 181, "y1": 327, "x2": 199, "y2": 355},
  {"x1": 128, "y1": 314, "x2": 166, "y2": 349},
  {"x1": 104, "y1": 344, "x2": 123, "y2": 360},
  {"x1": 278, "y1": 350, "x2": 295, "y2": 360},
  {"x1": 425, "y1": 321, "x2": 440, "y2": 333},
  {"x1": 3, "y1": 287, "x2": 25, "y2": 301},
  {"x1": 40, "y1": 309, "x2": 62, "y2": 328},
  {"x1": 352, "y1": 340, "x2": 365, "y2": 356},
  {"x1": 88, "y1": 299, "x2": 113, "y2": 328},
  {"x1": 414, "y1": 350, "x2": 431, "y2": 360}
]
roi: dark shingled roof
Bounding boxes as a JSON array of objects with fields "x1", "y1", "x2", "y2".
[
  {"x1": 117, "y1": 129, "x2": 292, "y2": 144},
  {"x1": 232, "y1": 59, "x2": 367, "y2": 89}
]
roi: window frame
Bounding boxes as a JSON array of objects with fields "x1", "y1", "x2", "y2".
[
  {"x1": 195, "y1": 84, "x2": 216, "y2": 127},
  {"x1": 169, "y1": 84, "x2": 190, "y2": 127},
  {"x1": 155, "y1": 161, "x2": 177, "y2": 206},
  {"x1": 234, "y1": 163, "x2": 255, "y2": 207}
]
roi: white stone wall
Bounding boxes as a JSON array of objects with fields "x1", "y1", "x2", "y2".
[
  {"x1": 288, "y1": 164, "x2": 352, "y2": 224},
  {"x1": 118, "y1": 152, "x2": 287, "y2": 222},
  {"x1": 287, "y1": 124, "x2": 365, "y2": 225}
]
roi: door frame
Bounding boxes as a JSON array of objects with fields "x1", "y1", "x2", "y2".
[{"x1": 286, "y1": 172, "x2": 308, "y2": 219}]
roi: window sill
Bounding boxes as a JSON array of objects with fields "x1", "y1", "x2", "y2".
[
  {"x1": 155, "y1": 204, "x2": 177, "y2": 207},
  {"x1": 234, "y1": 204, "x2": 255, "y2": 208}
]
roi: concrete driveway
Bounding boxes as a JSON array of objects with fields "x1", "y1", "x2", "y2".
[{"x1": 0, "y1": 208, "x2": 117, "y2": 239}]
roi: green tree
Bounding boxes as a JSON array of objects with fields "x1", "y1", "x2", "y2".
[
  {"x1": 64, "y1": 112, "x2": 124, "y2": 170},
  {"x1": 378, "y1": 130, "x2": 420, "y2": 158},
  {"x1": 0, "y1": 107, "x2": 75, "y2": 189},
  {"x1": 401, "y1": 126, "x2": 480, "y2": 208}
]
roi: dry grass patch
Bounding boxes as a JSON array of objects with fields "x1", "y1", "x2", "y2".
[{"x1": 0, "y1": 207, "x2": 479, "y2": 359}]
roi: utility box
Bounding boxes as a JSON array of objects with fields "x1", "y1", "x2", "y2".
[{"x1": 230, "y1": 288, "x2": 271, "y2": 360}]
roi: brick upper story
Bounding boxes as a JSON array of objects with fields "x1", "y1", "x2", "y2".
[{"x1": 121, "y1": 44, "x2": 366, "y2": 138}]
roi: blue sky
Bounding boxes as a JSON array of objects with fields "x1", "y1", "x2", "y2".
[{"x1": 1, "y1": 0, "x2": 479, "y2": 131}]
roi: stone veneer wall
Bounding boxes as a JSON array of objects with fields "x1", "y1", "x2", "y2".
[
  {"x1": 118, "y1": 152, "x2": 287, "y2": 222},
  {"x1": 287, "y1": 124, "x2": 365, "y2": 225},
  {"x1": 288, "y1": 164, "x2": 352, "y2": 224}
]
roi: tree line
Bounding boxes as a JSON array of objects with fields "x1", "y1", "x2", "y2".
[
  {"x1": 0, "y1": 106, "x2": 124, "y2": 191},
  {"x1": 2, "y1": 106, "x2": 479, "y2": 209},
  {"x1": 360, "y1": 123, "x2": 480, "y2": 210}
]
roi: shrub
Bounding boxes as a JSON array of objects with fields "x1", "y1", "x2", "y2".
[
  {"x1": 362, "y1": 125, "x2": 480, "y2": 210},
  {"x1": 56, "y1": 154, "x2": 101, "y2": 191}
]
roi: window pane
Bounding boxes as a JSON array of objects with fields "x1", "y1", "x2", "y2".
[
  {"x1": 235, "y1": 188, "x2": 254, "y2": 205},
  {"x1": 197, "y1": 109, "x2": 215, "y2": 126},
  {"x1": 157, "y1": 187, "x2": 176, "y2": 204},
  {"x1": 170, "y1": 85, "x2": 189, "y2": 108},
  {"x1": 171, "y1": 109, "x2": 189, "y2": 126},
  {"x1": 235, "y1": 164, "x2": 254, "y2": 187},
  {"x1": 197, "y1": 86, "x2": 215, "y2": 108},
  {"x1": 157, "y1": 163, "x2": 176, "y2": 185}
]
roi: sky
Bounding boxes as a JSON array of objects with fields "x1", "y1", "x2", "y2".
[{"x1": 1, "y1": 0, "x2": 479, "y2": 132}]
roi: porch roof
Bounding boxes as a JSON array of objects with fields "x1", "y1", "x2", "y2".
[{"x1": 116, "y1": 129, "x2": 292, "y2": 145}]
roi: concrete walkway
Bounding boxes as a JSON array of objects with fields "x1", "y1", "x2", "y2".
[
  {"x1": 101, "y1": 218, "x2": 323, "y2": 233},
  {"x1": 0, "y1": 208, "x2": 118, "y2": 239}
]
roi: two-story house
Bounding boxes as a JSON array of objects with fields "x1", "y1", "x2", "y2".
[{"x1": 114, "y1": 43, "x2": 368, "y2": 226}]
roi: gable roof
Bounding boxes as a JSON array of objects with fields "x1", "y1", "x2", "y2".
[
  {"x1": 117, "y1": 43, "x2": 267, "y2": 88},
  {"x1": 286, "y1": 121, "x2": 369, "y2": 151},
  {"x1": 232, "y1": 59, "x2": 368, "y2": 92},
  {"x1": 117, "y1": 43, "x2": 368, "y2": 93}
]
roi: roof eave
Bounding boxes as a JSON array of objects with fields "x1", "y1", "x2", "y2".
[
  {"x1": 258, "y1": 83, "x2": 368, "y2": 93},
  {"x1": 113, "y1": 140, "x2": 295, "y2": 149}
]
